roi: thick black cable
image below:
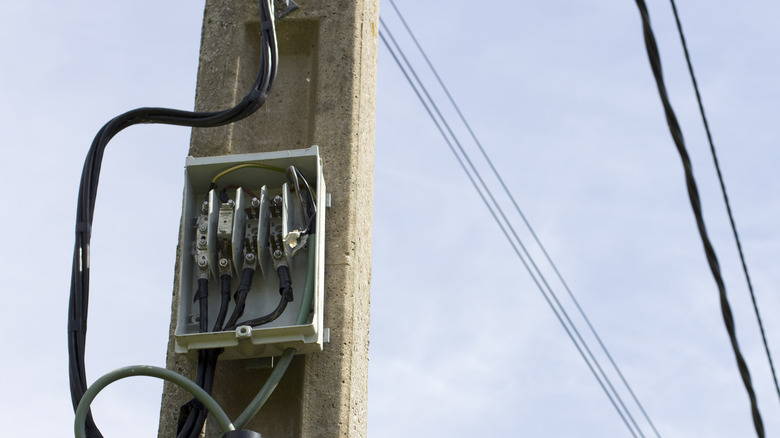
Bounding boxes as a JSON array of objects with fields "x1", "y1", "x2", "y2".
[
  {"x1": 632, "y1": 1, "x2": 764, "y2": 436},
  {"x1": 385, "y1": 2, "x2": 663, "y2": 436},
  {"x1": 227, "y1": 297, "x2": 289, "y2": 330},
  {"x1": 225, "y1": 268, "x2": 256, "y2": 329},
  {"x1": 379, "y1": 28, "x2": 640, "y2": 438},
  {"x1": 668, "y1": 0, "x2": 780, "y2": 407},
  {"x1": 178, "y1": 278, "x2": 217, "y2": 438},
  {"x1": 67, "y1": 1, "x2": 277, "y2": 436},
  {"x1": 177, "y1": 348, "x2": 221, "y2": 438},
  {"x1": 226, "y1": 265, "x2": 293, "y2": 329},
  {"x1": 194, "y1": 278, "x2": 209, "y2": 333},
  {"x1": 213, "y1": 274, "x2": 232, "y2": 332}
]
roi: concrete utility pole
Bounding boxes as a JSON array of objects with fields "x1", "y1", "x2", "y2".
[{"x1": 157, "y1": 0, "x2": 378, "y2": 436}]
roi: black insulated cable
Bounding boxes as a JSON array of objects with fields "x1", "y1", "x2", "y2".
[
  {"x1": 225, "y1": 268, "x2": 256, "y2": 329},
  {"x1": 194, "y1": 278, "x2": 209, "y2": 333},
  {"x1": 227, "y1": 297, "x2": 289, "y2": 330},
  {"x1": 177, "y1": 280, "x2": 214, "y2": 437},
  {"x1": 177, "y1": 348, "x2": 221, "y2": 438},
  {"x1": 226, "y1": 266, "x2": 292, "y2": 329},
  {"x1": 180, "y1": 277, "x2": 220, "y2": 438},
  {"x1": 176, "y1": 349, "x2": 210, "y2": 438},
  {"x1": 213, "y1": 274, "x2": 232, "y2": 332},
  {"x1": 277, "y1": 265, "x2": 293, "y2": 302},
  {"x1": 632, "y1": 1, "x2": 764, "y2": 436},
  {"x1": 668, "y1": 0, "x2": 780, "y2": 407},
  {"x1": 67, "y1": 0, "x2": 278, "y2": 436}
]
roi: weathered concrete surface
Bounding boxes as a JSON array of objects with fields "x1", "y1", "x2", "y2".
[{"x1": 158, "y1": 0, "x2": 378, "y2": 436}]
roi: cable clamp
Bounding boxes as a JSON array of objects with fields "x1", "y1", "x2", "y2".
[
  {"x1": 75, "y1": 222, "x2": 91, "y2": 236},
  {"x1": 68, "y1": 318, "x2": 85, "y2": 333}
]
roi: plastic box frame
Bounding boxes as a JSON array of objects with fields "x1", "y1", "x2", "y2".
[{"x1": 174, "y1": 146, "x2": 326, "y2": 360}]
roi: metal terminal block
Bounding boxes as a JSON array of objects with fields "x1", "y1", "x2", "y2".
[
  {"x1": 194, "y1": 214, "x2": 210, "y2": 275},
  {"x1": 218, "y1": 202, "x2": 235, "y2": 238},
  {"x1": 218, "y1": 257, "x2": 232, "y2": 276}
]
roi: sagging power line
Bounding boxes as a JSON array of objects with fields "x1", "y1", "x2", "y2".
[{"x1": 379, "y1": 4, "x2": 661, "y2": 437}]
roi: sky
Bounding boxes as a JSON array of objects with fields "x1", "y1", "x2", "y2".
[{"x1": 1, "y1": 0, "x2": 779, "y2": 437}]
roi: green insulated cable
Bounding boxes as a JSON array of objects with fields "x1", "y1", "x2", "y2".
[
  {"x1": 74, "y1": 365, "x2": 235, "y2": 438},
  {"x1": 234, "y1": 234, "x2": 317, "y2": 429},
  {"x1": 296, "y1": 234, "x2": 317, "y2": 326}
]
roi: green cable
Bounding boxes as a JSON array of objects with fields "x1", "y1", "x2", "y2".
[
  {"x1": 233, "y1": 234, "x2": 317, "y2": 429},
  {"x1": 233, "y1": 347, "x2": 297, "y2": 429},
  {"x1": 74, "y1": 365, "x2": 235, "y2": 438},
  {"x1": 296, "y1": 234, "x2": 317, "y2": 326}
]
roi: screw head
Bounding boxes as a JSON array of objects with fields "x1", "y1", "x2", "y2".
[
  {"x1": 273, "y1": 249, "x2": 283, "y2": 260},
  {"x1": 197, "y1": 258, "x2": 208, "y2": 268},
  {"x1": 201, "y1": 201, "x2": 209, "y2": 213},
  {"x1": 227, "y1": 199, "x2": 236, "y2": 209},
  {"x1": 219, "y1": 258, "x2": 229, "y2": 268},
  {"x1": 199, "y1": 224, "x2": 208, "y2": 233},
  {"x1": 273, "y1": 195, "x2": 283, "y2": 205},
  {"x1": 245, "y1": 253, "x2": 256, "y2": 263},
  {"x1": 251, "y1": 197, "x2": 260, "y2": 208}
]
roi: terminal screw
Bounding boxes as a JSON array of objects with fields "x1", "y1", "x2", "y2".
[
  {"x1": 245, "y1": 253, "x2": 256, "y2": 263},
  {"x1": 199, "y1": 223, "x2": 208, "y2": 233},
  {"x1": 197, "y1": 258, "x2": 208, "y2": 268},
  {"x1": 273, "y1": 249, "x2": 283, "y2": 260},
  {"x1": 201, "y1": 201, "x2": 209, "y2": 213},
  {"x1": 219, "y1": 258, "x2": 229, "y2": 268},
  {"x1": 273, "y1": 195, "x2": 283, "y2": 205},
  {"x1": 251, "y1": 197, "x2": 261, "y2": 208}
]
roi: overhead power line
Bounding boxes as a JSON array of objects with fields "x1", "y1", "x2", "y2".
[
  {"x1": 632, "y1": 1, "x2": 764, "y2": 436},
  {"x1": 379, "y1": 6, "x2": 661, "y2": 437},
  {"x1": 385, "y1": 1, "x2": 663, "y2": 436},
  {"x1": 668, "y1": 0, "x2": 780, "y2": 407}
]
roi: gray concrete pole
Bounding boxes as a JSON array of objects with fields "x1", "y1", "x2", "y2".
[{"x1": 157, "y1": 0, "x2": 378, "y2": 436}]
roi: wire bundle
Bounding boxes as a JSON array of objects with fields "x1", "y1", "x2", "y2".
[{"x1": 67, "y1": 0, "x2": 278, "y2": 436}]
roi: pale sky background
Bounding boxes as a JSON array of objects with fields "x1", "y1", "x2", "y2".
[{"x1": 1, "y1": 0, "x2": 779, "y2": 437}]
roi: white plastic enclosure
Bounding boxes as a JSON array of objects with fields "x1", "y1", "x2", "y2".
[{"x1": 175, "y1": 146, "x2": 326, "y2": 360}]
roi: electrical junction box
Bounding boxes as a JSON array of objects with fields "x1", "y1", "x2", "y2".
[{"x1": 174, "y1": 146, "x2": 326, "y2": 360}]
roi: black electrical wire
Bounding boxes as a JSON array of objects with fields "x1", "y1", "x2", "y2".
[
  {"x1": 178, "y1": 277, "x2": 220, "y2": 438},
  {"x1": 67, "y1": 1, "x2": 278, "y2": 436},
  {"x1": 632, "y1": 1, "x2": 764, "y2": 436},
  {"x1": 668, "y1": 0, "x2": 780, "y2": 407},
  {"x1": 194, "y1": 278, "x2": 210, "y2": 333},
  {"x1": 226, "y1": 266, "x2": 293, "y2": 330},
  {"x1": 177, "y1": 348, "x2": 221, "y2": 438},
  {"x1": 225, "y1": 268, "x2": 256, "y2": 329},
  {"x1": 213, "y1": 274, "x2": 232, "y2": 332},
  {"x1": 379, "y1": 27, "x2": 641, "y2": 438},
  {"x1": 227, "y1": 297, "x2": 289, "y2": 330}
]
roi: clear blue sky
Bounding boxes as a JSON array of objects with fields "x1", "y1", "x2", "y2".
[{"x1": 1, "y1": 0, "x2": 779, "y2": 436}]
